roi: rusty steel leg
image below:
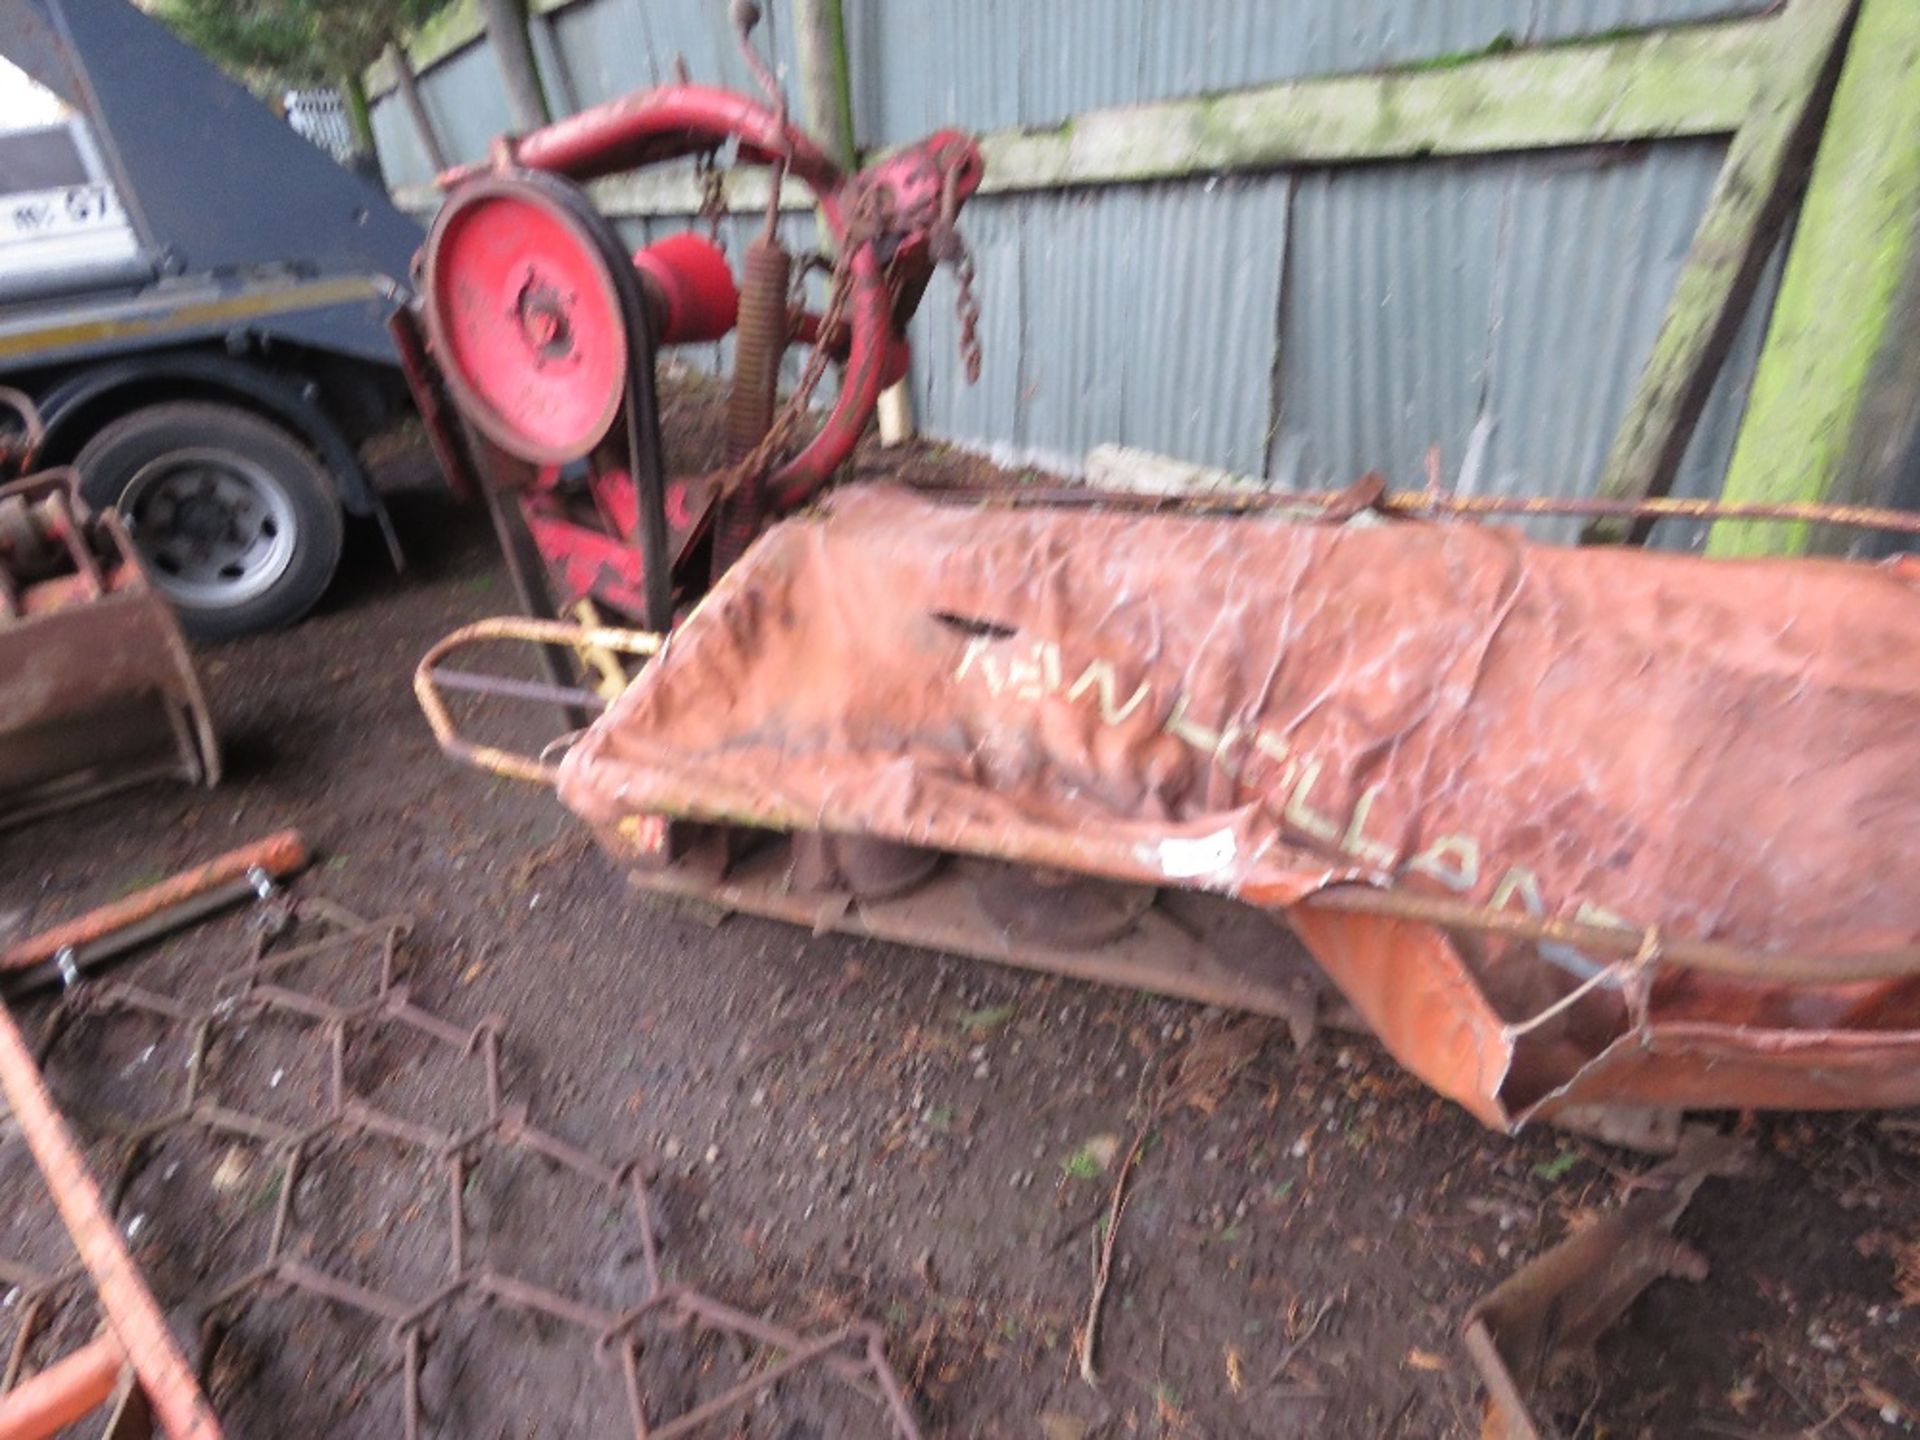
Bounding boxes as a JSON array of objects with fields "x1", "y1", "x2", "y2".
[
  {"x1": 0, "y1": 831, "x2": 308, "y2": 979},
  {"x1": 0, "y1": 1004, "x2": 220, "y2": 1439},
  {"x1": 0, "y1": 1332, "x2": 126, "y2": 1440},
  {"x1": 473, "y1": 445, "x2": 594, "y2": 731}
]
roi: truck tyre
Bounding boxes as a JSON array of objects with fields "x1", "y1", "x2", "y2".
[{"x1": 74, "y1": 401, "x2": 345, "y2": 641}]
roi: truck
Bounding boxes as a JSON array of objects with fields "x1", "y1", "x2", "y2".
[{"x1": 0, "y1": 0, "x2": 424, "y2": 638}]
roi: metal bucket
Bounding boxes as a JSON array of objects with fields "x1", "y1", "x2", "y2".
[{"x1": 0, "y1": 455, "x2": 219, "y2": 829}]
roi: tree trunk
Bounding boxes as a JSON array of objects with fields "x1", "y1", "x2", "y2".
[
  {"x1": 339, "y1": 72, "x2": 384, "y2": 185},
  {"x1": 385, "y1": 36, "x2": 448, "y2": 175},
  {"x1": 478, "y1": 0, "x2": 550, "y2": 133},
  {"x1": 793, "y1": 0, "x2": 856, "y2": 169},
  {"x1": 794, "y1": 0, "x2": 915, "y2": 442}
]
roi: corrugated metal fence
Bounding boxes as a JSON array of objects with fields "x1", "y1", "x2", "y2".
[{"x1": 370, "y1": 0, "x2": 1783, "y2": 542}]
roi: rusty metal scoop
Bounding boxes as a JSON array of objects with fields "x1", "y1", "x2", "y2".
[{"x1": 0, "y1": 394, "x2": 218, "y2": 829}]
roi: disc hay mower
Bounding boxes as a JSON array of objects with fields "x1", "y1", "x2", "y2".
[{"x1": 405, "y1": 5, "x2": 1920, "y2": 1153}]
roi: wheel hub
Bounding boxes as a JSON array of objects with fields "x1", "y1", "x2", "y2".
[
  {"x1": 121, "y1": 450, "x2": 297, "y2": 610},
  {"x1": 175, "y1": 490, "x2": 233, "y2": 546}
]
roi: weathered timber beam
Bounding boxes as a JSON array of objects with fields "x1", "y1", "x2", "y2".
[
  {"x1": 1589, "y1": 0, "x2": 1857, "y2": 537},
  {"x1": 972, "y1": 16, "x2": 1780, "y2": 192},
  {"x1": 384, "y1": 11, "x2": 1784, "y2": 207},
  {"x1": 1708, "y1": 0, "x2": 1920, "y2": 556}
]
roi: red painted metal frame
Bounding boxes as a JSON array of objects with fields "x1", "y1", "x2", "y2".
[
  {"x1": 515, "y1": 464, "x2": 720, "y2": 621},
  {"x1": 485, "y1": 90, "x2": 973, "y2": 502},
  {"x1": 421, "y1": 77, "x2": 982, "y2": 623},
  {"x1": 442, "y1": 85, "x2": 845, "y2": 197}
]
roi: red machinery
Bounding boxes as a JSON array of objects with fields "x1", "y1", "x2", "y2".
[
  {"x1": 405, "y1": 31, "x2": 1920, "y2": 1434},
  {"x1": 408, "y1": 7, "x2": 1920, "y2": 1155},
  {"x1": 402, "y1": 2, "x2": 982, "y2": 637}
]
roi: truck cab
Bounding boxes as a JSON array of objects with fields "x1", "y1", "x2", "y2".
[{"x1": 0, "y1": 0, "x2": 425, "y2": 638}]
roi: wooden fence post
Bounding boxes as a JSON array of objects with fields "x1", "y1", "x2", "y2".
[
  {"x1": 1708, "y1": 0, "x2": 1920, "y2": 555},
  {"x1": 1586, "y1": 0, "x2": 1856, "y2": 541},
  {"x1": 385, "y1": 33, "x2": 449, "y2": 174},
  {"x1": 479, "y1": 0, "x2": 551, "y2": 132}
]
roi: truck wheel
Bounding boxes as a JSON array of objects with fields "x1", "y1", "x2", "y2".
[{"x1": 74, "y1": 401, "x2": 345, "y2": 641}]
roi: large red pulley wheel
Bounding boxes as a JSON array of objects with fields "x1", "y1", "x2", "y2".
[{"x1": 421, "y1": 173, "x2": 631, "y2": 465}]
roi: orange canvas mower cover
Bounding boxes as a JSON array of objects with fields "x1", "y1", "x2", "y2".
[{"x1": 548, "y1": 487, "x2": 1920, "y2": 1134}]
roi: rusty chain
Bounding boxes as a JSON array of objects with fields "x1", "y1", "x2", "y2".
[
  {"x1": 694, "y1": 149, "x2": 728, "y2": 248},
  {"x1": 716, "y1": 149, "x2": 984, "y2": 497},
  {"x1": 931, "y1": 167, "x2": 983, "y2": 385},
  {"x1": 712, "y1": 187, "x2": 876, "y2": 498},
  {"x1": 950, "y1": 243, "x2": 983, "y2": 385}
]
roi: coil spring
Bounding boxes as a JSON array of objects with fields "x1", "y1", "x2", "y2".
[{"x1": 711, "y1": 237, "x2": 792, "y2": 581}]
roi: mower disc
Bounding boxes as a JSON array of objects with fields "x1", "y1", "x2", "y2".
[
  {"x1": 965, "y1": 862, "x2": 1158, "y2": 948},
  {"x1": 422, "y1": 172, "x2": 630, "y2": 464}
]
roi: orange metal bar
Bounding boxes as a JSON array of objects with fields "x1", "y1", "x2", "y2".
[
  {"x1": 0, "y1": 1332, "x2": 125, "y2": 1440},
  {"x1": 0, "y1": 1004, "x2": 220, "y2": 1439},
  {"x1": 0, "y1": 830, "x2": 308, "y2": 974},
  {"x1": 1300, "y1": 882, "x2": 1920, "y2": 985}
]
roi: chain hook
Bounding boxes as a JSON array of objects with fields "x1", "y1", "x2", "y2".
[
  {"x1": 695, "y1": 148, "x2": 728, "y2": 248},
  {"x1": 728, "y1": 0, "x2": 789, "y2": 134}
]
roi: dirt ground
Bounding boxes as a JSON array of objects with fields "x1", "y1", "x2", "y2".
[{"x1": 3, "y1": 391, "x2": 1918, "y2": 1439}]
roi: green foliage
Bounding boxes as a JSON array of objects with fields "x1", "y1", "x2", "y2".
[
  {"x1": 954, "y1": 1002, "x2": 1017, "y2": 1035},
  {"x1": 158, "y1": 0, "x2": 453, "y2": 86},
  {"x1": 1531, "y1": 1148, "x2": 1580, "y2": 1181},
  {"x1": 159, "y1": 0, "x2": 309, "y2": 80},
  {"x1": 1062, "y1": 1147, "x2": 1103, "y2": 1182}
]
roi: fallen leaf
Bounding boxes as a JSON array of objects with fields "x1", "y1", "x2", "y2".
[
  {"x1": 1039, "y1": 1414, "x2": 1089, "y2": 1440},
  {"x1": 1062, "y1": 1144, "x2": 1104, "y2": 1182},
  {"x1": 1406, "y1": 1347, "x2": 1448, "y2": 1372},
  {"x1": 1169, "y1": 1018, "x2": 1270, "y2": 1115},
  {"x1": 1726, "y1": 1372, "x2": 1759, "y2": 1414},
  {"x1": 1858, "y1": 1230, "x2": 1920, "y2": 1305},
  {"x1": 210, "y1": 1145, "x2": 251, "y2": 1194},
  {"x1": 1860, "y1": 1379, "x2": 1902, "y2": 1417},
  {"x1": 956, "y1": 1003, "x2": 1017, "y2": 1034},
  {"x1": 1152, "y1": 1384, "x2": 1185, "y2": 1424},
  {"x1": 1226, "y1": 1344, "x2": 1245, "y2": 1396},
  {"x1": 1532, "y1": 1149, "x2": 1580, "y2": 1181}
]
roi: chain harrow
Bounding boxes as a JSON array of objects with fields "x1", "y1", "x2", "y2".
[{"x1": 8, "y1": 899, "x2": 924, "y2": 1439}]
